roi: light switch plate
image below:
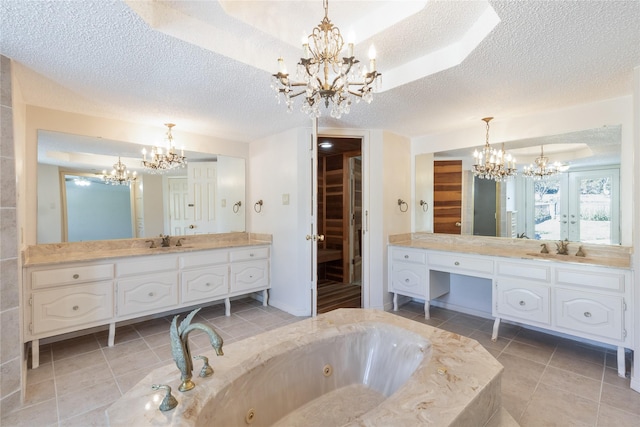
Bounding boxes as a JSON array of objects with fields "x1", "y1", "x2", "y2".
[{"x1": 282, "y1": 194, "x2": 290, "y2": 205}]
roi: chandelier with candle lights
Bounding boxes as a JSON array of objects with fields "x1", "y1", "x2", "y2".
[
  {"x1": 141, "y1": 123, "x2": 186, "y2": 173},
  {"x1": 103, "y1": 157, "x2": 136, "y2": 186},
  {"x1": 471, "y1": 117, "x2": 517, "y2": 181},
  {"x1": 522, "y1": 145, "x2": 567, "y2": 180},
  {"x1": 271, "y1": 0, "x2": 381, "y2": 119}
]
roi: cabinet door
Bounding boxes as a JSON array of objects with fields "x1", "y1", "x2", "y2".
[
  {"x1": 496, "y1": 280, "x2": 550, "y2": 325},
  {"x1": 32, "y1": 281, "x2": 114, "y2": 335},
  {"x1": 230, "y1": 260, "x2": 269, "y2": 294},
  {"x1": 554, "y1": 288, "x2": 624, "y2": 341},
  {"x1": 117, "y1": 273, "x2": 178, "y2": 317},
  {"x1": 391, "y1": 262, "x2": 426, "y2": 298},
  {"x1": 182, "y1": 266, "x2": 228, "y2": 304}
]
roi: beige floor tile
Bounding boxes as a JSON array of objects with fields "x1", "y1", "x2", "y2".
[
  {"x1": 95, "y1": 325, "x2": 141, "y2": 347},
  {"x1": 114, "y1": 360, "x2": 167, "y2": 394},
  {"x1": 217, "y1": 320, "x2": 262, "y2": 338},
  {"x1": 520, "y1": 382, "x2": 599, "y2": 426},
  {"x1": 142, "y1": 331, "x2": 172, "y2": 349},
  {"x1": 133, "y1": 318, "x2": 171, "y2": 336},
  {"x1": 151, "y1": 342, "x2": 174, "y2": 363},
  {"x1": 512, "y1": 328, "x2": 560, "y2": 348},
  {"x1": 437, "y1": 321, "x2": 475, "y2": 337},
  {"x1": 597, "y1": 402, "x2": 640, "y2": 427},
  {"x1": 23, "y1": 378, "x2": 56, "y2": 406},
  {"x1": 603, "y1": 366, "x2": 630, "y2": 389},
  {"x1": 108, "y1": 348, "x2": 161, "y2": 377},
  {"x1": 503, "y1": 340, "x2": 554, "y2": 365},
  {"x1": 208, "y1": 313, "x2": 248, "y2": 329},
  {"x1": 469, "y1": 330, "x2": 510, "y2": 352},
  {"x1": 57, "y1": 379, "x2": 121, "y2": 421},
  {"x1": 426, "y1": 306, "x2": 460, "y2": 321},
  {"x1": 477, "y1": 321, "x2": 521, "y2": 339},
  {"x1": 412, "y1": 316, "x2": 445, "y2": 328},
  {"x1": 52, "y1": 334, "x2": 100, "y2": 361},
  {"x1": 549, "y1": 350, "x2": 604, "y2": 381},
  {"x1": 59, "y1": 403, "x2": 110, "y2": 427},
  {"x1": 0, "y1": 398, "x2": 58, "y2": 427},
  {"x1": 55, "y1": 364, "x2": 114, "y2": 397},
  {"x1": 53, "y1": 349, "x2": 108, "y2": 378},
  {"x1": 445, "y1": 313, "x2": 491, "y2": 329},
  {"x1": 26, "y1": 361, "x2": 54, "y2": 385},
  {"x1": 391, "y1": 309, "x2": 421, "y2": 320},
  {"x1": 600, "y1": 383, "x2": 640, "y2": 416},
  {"x1": 101, "y1": 338, "x2": 150, "y2": 362},
  {"x1": 554, "y1": 341, "x2": 606, "y2": 366},
  {"x1": 539, "y1": 365, "x2": 602, "y2": 402}
]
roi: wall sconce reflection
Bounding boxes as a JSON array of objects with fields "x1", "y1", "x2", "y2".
[
  {"x1": 419, "y1": 200, "x2": 428, "y2": 212},
  {"x1": 254, "y1": 200, "x2": 263, "y2": 213},
  {"x1": 397, "y1": 199, "x2": 408, "y2": 213},
  {"x1": 233, "y1": 201, "x2": 242, "y2": 213}
]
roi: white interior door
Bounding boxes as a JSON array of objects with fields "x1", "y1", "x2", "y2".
[
  {"x1": 168, "y1": 177, "x2": 190, "y2": 235},
  {"x1": 187, "y1": 162, "x2": 217, "y2": 234}
]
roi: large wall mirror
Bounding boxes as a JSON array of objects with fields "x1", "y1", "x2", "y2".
[
  {"x1": 37, "y1": 130, "x2": 246, "y2": 244},
  {"x1": 416, "y1": 126, "x2": 622, "y2": 245}
]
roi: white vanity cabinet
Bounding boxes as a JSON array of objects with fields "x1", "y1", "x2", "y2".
[
  {"x1": 388, "y1": 243, "x2": 632, "y2": 378},
  {"x1": 24, "y1": 261, "x2": 115, "y2": 368},
  {"x1": 24, "y1": 243, "x2": 271, "y2": 368}
]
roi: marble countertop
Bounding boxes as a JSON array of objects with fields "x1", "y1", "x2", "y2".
[
  {"x1": 390, "y1": 233, "x2": 632, "y2": 269},
  {"x1": 23, "y1": 232, "x2": 271, "y2": 267},
  {"x1": 106, "y1": 309, "x2": 505, "y2": 426}
]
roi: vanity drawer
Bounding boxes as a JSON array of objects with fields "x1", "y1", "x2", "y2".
[
  {"x1": 180, "y1": 250, "x2": 228, "y2": 269},
  {"x1": 497, "y1": 261, "x2": 551, "y2": 282},
  {"x1": 31, "y1": 281, "x2": 114, "y2": 334},
  {"x1": 181, "y1": 266, "x2": 229, "y2": 303},
  {"x1": 32, "y1": 264, "x2": 114, "y2": 289},
  {"x1": 555, "y1": 267, "x2": 625, "y2": 292},
  {"x1": 116, "y1": 273, "x2": 179, "y2": 317},
  {"x1": 230, "y1": 260, "x2": 269, "y2": 293},
  {"x1": 391, "y1": 247, "x2": 427, "y2": 264},
  {"x1": 428, "y1": 253, "x2": 494, "y2": 275},
  {"x1": 230, "y1": 247, "x2": 269, "y2": 262},
  {"x1": 495, "y1": 279, "x2": 550, "y2": 325},
  {"x1": 554, "y1": 288, "x2": 624, "y2": 341},
  {"x1": 391, "y1": 262, "x2": 426, "y2": 297},
  {"x1": 116, "y1": 255, "x2": 178, "y2": 277}
]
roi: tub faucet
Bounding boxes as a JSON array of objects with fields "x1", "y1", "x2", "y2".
[
  {"x1": 170, "y1": 308, "x2": 224, "y2": 392},
  {"x1": 160, "y1": 234, "x2": 171, "y2": 247}
]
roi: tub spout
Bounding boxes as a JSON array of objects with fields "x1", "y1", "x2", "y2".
[{"x1": 170, "y1": 308, "x2": 224, "y2": 392}]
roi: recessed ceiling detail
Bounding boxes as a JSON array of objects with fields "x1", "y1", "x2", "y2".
[{"x1": 125, "y1": 0, "x2": 499, "y2": 91}]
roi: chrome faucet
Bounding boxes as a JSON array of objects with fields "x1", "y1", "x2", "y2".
[
  {"x1": 160, "y1": 234, "x2": 171, "y2": 247},
  {"x1": 170, "y1": 308, "x2": 224, "y2": 392}
]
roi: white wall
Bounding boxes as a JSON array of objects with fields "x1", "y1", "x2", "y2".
[
  {"x1": 141, "y1": 174, "x2": 164, "y2": 237},
  {"x1": 411, "y1": 96, "x2": 634, "y2": 245},
  {"x1": 217, "y1": 155, "x2": 246, "y2": 233},
  {"x1": 631, "y1": 66, "x2": 640, "y2": 393},
  {"x1": 249, "y1": 127, "x2": 313, "y2": 316}
]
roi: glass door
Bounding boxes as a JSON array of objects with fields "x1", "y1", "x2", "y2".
[{"x1": 532, "y1": 168, "x2": 619, "y2": 244}]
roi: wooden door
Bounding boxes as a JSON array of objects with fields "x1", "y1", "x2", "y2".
[
  {"x1": 433, "y1": 160, "x2": 462, "y2": 234},
  {"x1": 349, "y1": 156, "x2": 362, "y2": 283}
]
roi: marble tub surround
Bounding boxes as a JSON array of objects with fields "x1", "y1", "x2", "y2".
[
  {"x1": 107, "y1": 309, "x2": 508, "y2": 427},
  {"x1": 390, "y1": 233, "x2": 632, "y2": 268},
  {"x1": 22, "y1": 232, "x2": 272, "y2": 266}
]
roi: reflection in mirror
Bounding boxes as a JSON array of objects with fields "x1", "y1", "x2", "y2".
[
  {"x1": 419, "y1": 126, "x2": 622, "y2": 245},
  {"x1": 37, "y1": 130, "x2": 246, "y2": 244}
]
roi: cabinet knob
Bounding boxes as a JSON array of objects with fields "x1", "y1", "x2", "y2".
[
  {"x1": 405, "y1": 278, "x2": 410, "y2": 283},
  {"x1": 584, "y1": 312, "x2": 592, "y2": 318},
  {"x1": 454, "y1": 261, "x2": 460, "y2": 266},
  {"x1": 72, "y1": 305, "x2": 79, "y2": 311},
  {"x1": 148, "y1": 292, "x2": 154, "y2": 297},
  {"x1": 250, "y1": 253, "x2": 254, "y2": 257},
  {"x1": 519, "y1": 301, "x2": 526, "y2": 306},
  {"x1": 205, "y1": 283, "x2": 211, "y2": 287},
  {"x1": 73, "y1": 274, "x2": 80, "y2": 279},
  {"x1": 404, "y1": 255, "x2": 409, "y2": 259}
]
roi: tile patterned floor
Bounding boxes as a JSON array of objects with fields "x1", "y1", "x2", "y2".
[{"x1": 2, "y1": 299, "x2": 639, "y2": 426}]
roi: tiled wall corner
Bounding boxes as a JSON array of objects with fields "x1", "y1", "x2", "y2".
[{"x1": 0, "y1": 54, "x2": 21, "y2": 420}]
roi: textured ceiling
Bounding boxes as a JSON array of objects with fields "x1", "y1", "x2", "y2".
[{"x1": 1, "y1": 1, "x2": 639, "y2": 145}]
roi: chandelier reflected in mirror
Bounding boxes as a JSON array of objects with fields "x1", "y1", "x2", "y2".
[
  {"x1": 271, "y1": 0, "x2": 381, "y2": 119},
  {"x1": 522, "y1": 145, "x2": 567, "y2": 180},
  {"x1": 141, "y1": 123, "x2": 187, "y2": 173},
  {"x1": 103, "y1": 157, "x2": 136, "y2": 186},
  {"x1": 472, "y1": 117, "x2": 517, "y2": 182}
]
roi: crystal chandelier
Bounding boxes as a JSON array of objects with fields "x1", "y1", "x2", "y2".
[
  {"x1": 141, "y1": 123, "x2": 187, "y2": 173},
  {"x1": 522, "y1": 145, "x2": 565, "y2": 180},
  {"x1": 103, "y1": 157, "x2": 136, "y2": 186},
  {"x1": 472, "y1": 117, "x2": 517, "y2": 182},
  {"x1": 271, "y1": 0, "x2": 381, "y2": 119}
]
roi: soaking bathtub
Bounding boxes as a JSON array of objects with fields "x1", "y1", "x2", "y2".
[{"x1": 107, "y1": 309, "x2": 511, "y2": 426}]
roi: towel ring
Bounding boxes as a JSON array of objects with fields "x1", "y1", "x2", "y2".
[
  {"x1": 419, "y1": 200, "x2": 428, "y2": 212},
  {"x1": 397, "y1": 199, "x2": 408, "y2": 213},
  {"x1": 233, "y1": 201, "x2": 242, "y2": 213},
  {"x1": 254, "y1": 200, "x2": 263, "y2": 213}
]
